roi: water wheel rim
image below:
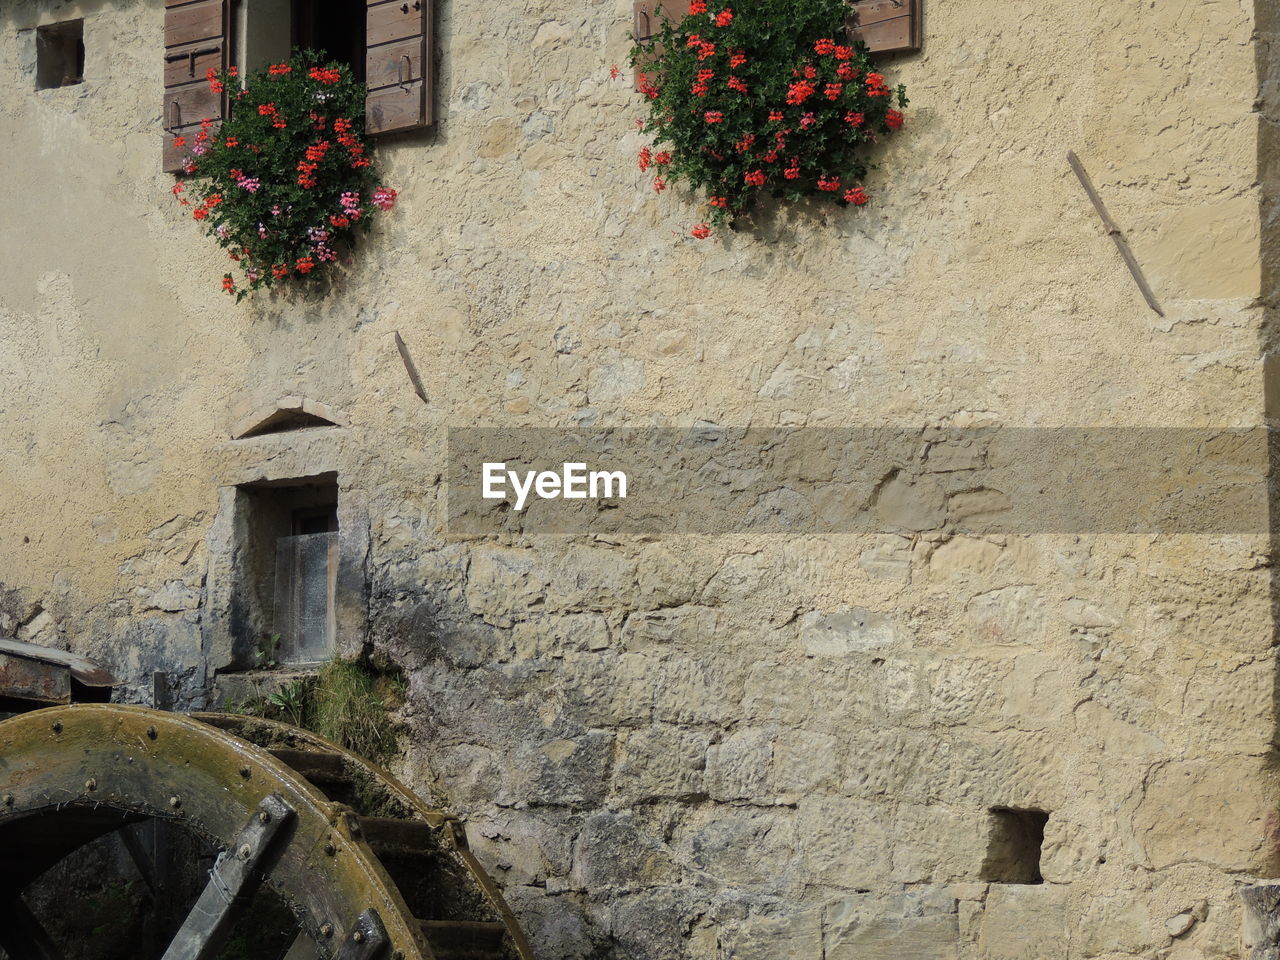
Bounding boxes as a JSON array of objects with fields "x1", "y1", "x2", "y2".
[
  {"x1": 191, "y1": 712, "x2": 535, "y2": 960},
  {"x1": 0, "y1": 703, "x2": 431, "y2": 960}
]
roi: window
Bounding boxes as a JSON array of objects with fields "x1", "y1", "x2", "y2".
[
  {"x1": 231, "y1": 0, "x2": 366, "y2": 81},
  {"x1": 273, "y1": 502, "x2": 339, "y2": 664},
  {"x1": 36, "y1": 20, "x2": 84, "y2": 90},
  {"x1": 163, "y1": 0, "x2": 432, "y2": 173},
  {"x1": 237, "y1": 476, "x2": 339, "y2": 666},
  {"x1": 980, "y1": 808, "x2": 1049, "y2": 884}
]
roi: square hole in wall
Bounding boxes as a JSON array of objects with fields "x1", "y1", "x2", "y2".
[
  {"x1": 36, "y1": 20, "x2": 85, "y2": 90},
  {"x1": 980, "y1": 807, "x2": 1048, "y2": 884}
]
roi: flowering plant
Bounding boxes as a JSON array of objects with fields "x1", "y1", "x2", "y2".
[
  {"x1": 171, "y1": 52, "x2": 397, "y2": 300},
  {"x1": 627, "y1": 0, "x2": 907, "y2": 237}
]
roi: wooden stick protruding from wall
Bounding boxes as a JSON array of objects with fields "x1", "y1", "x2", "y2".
[{"x1": 1067, "y1": 150, "x2": 1164, "y2": 318}]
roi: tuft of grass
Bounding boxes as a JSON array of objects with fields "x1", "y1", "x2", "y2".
[
  {"x1": 227, "y1": 657, "x2": 405, "y2": 766},
  {"x1": 308, "y1": 659, "x2": 405, "y2": 764}
]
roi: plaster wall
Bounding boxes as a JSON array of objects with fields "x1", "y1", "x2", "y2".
[{"x1": 0, "y1": 0, "x2": 1277, "y2": 957}]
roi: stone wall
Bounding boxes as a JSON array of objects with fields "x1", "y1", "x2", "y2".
[{"x1": 1, "y1": 0, "x2": 1278, "y2": 957}]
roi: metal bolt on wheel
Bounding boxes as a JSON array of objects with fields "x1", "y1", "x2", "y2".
[{"x1": 0, "y1": 704, "x2": 533, "y2": 960}]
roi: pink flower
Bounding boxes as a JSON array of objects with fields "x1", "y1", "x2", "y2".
[
  {"x1": 372, "y1": 186, "x2": 398, "y2": 210},
  {"x1": 340, "y1": 191, "x2": 361, "y2": 211}
]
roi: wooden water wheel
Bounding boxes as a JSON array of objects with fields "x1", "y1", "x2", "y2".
[{"x1": 0, "y1": 704, "x2": 533, "y2": 960}]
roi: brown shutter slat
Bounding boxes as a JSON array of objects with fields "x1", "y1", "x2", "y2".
[
  {"x1": 166, "y1": 2, "x2": 225, "y2": 48},
  {"x1": 365, "y1": 0, "x2": 432, "y2": 135},
  {"x1": 163, "y1": 0, "x2": 228, "y2": 173},
  {"x1": 163, "y1": 44, "x2": 224, "y2": 88},
  {"x1": 367, "y1": 1, "x2": 425, "y2": 46},
  {"x1": 848, "y1": 0, "x2": 920, "y2": 55},
  {"x1": 632, "y1": 0, "x2": 690, "y2": 93},
  {"x1": 364, "y1": 37, "x2": 422, "y2": 90}
]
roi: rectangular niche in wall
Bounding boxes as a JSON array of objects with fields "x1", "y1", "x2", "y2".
[
  {"x1": 36, "y1": 19, "x2": 84, "y2": 90},
  {"x1": 237, "y1": 474, "x2": 339, "y2": 666},
  {"x1": 980, "y1": 807, "x2": 1049, "y2": 884}
]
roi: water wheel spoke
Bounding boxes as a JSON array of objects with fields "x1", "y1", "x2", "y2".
[
  {"x1": 119, "y1": 822, "x2": 162, "y2": 895},
  {"x1": 159, "y1": 795, "x2": 295, "y2": 960},
  {"x1": 0, "y1": 897, "x2": 65, "y2": 960}
]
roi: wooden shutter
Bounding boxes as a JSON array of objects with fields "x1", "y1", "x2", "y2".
[
  {"x1": 162, "y1": 0, "x2": 228, "y2": 173},
  {"x1": 632, "y1": 0, "x2": 690, "y2": 93},
  {"x1": 365, "y1": 0, "x2": 432, "y2": 135},
  {"x1": 849, "y1": 0, "x2": 921, "y2": 55}
]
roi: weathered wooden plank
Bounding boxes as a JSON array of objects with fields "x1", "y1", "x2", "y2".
[
  {"x1": 1067, "y1": 150, "x2": 1165, "y2": 317},
  {"x1": 367, "y1": 0, "x2": 424, "y2": 48},
  {"x1": 358, "y1": 816, "x2": 440, "y2": 858},
  {"x1": 394, "y1": 332, "x2": 429, "y2": 405},
  {"x1": 164, "y1": 0, "x2": 225, "y2": 49},
  {"x1": 159, "y1": 794, "x2": 295, "y2": 960},
  {"x1": 365, "y1": 37, "x2": 423, "y2": 91},
  {"x1": 269, "y1": 748, "x2": 350, "y2": 786}
]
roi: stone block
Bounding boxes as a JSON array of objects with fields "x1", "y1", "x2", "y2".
[
  {"x1": 613, "y1": 725, "x2": 710, "y2": 801},
  {"x1": 706, "y1": 727, "x2": 774, "y2": 802},
  {"x1": 772, "y1": 728, "x2": 841, "y2": 795},
  {"x1": 718, "y1": 907, "x2": 822, "y2": 960},
  {"x1": 650, "y1": 654, "x2": 744, "y2": 726},
  {"x1": 977, "y1": 884, "x2": 1070, "y2": 960},
  {"x1": 621, "y1": 605, "x2": 717, "y2": 651},
  {"x1": 512, "y1": 613, "x2": 611, "y2": 659},
  {"x1": 1133, "y1": 758, "x2": 1275, "y2": 872},
  {"x1": 571, "y1": 811, "x2": 678, "y2": 890},
  {"x1": 794, "y1": 797, "x2": 892, "y2": 889},
  {"x1": 800, "y1": 607, "x2": 901, "y2": 657},
  {"x1": 511, "y1": 730, "x2": 614, "y2": 807}
]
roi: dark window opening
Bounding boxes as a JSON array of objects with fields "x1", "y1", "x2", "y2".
[
  {"x1": 980, "y1": 807, "x2": 1048, "y2": 884},
  {"x1": 36, "y1": 20, "x2": 85, "y2": 90},
  {"x1": 232, "y1": 0, "x2": 365, "y2": 81},
  {"x1": 235, "y1": 475, "x2": 339, "y2": 667}
]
